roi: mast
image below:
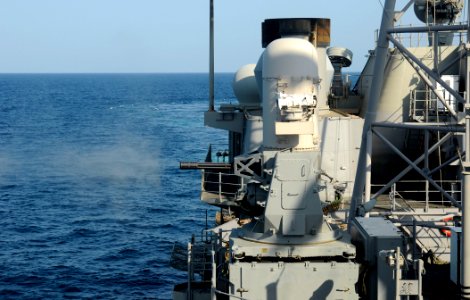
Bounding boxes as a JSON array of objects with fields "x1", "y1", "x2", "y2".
[
  {"x1": 209, "y1": 0, "x2": 215, "y2": 111},
  {"x1": 348, "y1": 0, "x2": 397, "y2": 226}
]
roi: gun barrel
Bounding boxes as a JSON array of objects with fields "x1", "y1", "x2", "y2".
[{"x1": 179, "y1": 162, "x2": 231, "y2": 170}]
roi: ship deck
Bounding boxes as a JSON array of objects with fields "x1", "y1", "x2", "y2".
[{"x1": 332, "y1": 195, "x2": 459, "y2": 263}]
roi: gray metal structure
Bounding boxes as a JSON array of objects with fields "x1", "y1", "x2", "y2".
[{"x1": 172, "y1": 0, "x2": 470, "y2": 299}]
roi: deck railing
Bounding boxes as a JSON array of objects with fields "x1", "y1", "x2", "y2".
[
  {"x1": 371, "y1": 179, "x2": 462, "y2": 212},
  {"x1": 201, "y1": 170, "x2": 243, "y2": 202}
]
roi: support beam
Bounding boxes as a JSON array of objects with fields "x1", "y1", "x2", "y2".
[
  {"x1": 433, "y1": 31, "x2": 439, "y2": 75},
  {"x1": 388, "y1": 24, "x2": 468, "y2": 34},
  {"x1": 439, "y1": 45, "x2": 467, "y2": 75},
  {"x1": 372, "y1": 121, "x2": 464, "y2": 132},
  {"x1": 429, "y1": 152, "x2": 465, "y2": 176},
  {"x1": 373, "y1": 128, "x2": 462, "y2": 209},
  {"x1": 389, "y1": 34, "x2": 466, "y2": 105},
  {"x1": 348, "y1": 0, "x2": 397, "y2": 227},
  {"x1": 394, "y1": 0, "x2": 414, "y2": 22},
  {"x1": 365, "y1": 130, "x2": 372, "y2": 215},
  {"x1": 398, "y1": 47, "x2": 459, "y2": 120},
  {"x1": 424, "y1": 130, "x2": 430, "y2": 212},
  {"x1": 371, "y1": 132, "x2": 453, "y2": 199}
]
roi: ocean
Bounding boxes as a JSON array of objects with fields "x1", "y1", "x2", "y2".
[{"x1": 0, "y1": 73, "x2": 233, "y2": 299}]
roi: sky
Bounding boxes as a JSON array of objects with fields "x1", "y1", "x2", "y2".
[{"x1": 0, "y1": 0, "x2": 423, "y2": 73}]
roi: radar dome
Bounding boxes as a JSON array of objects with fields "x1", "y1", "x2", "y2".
[
  {"x1": 414, "y1": 0, "x2": 463, "y2": 24},
  {"x1": 232, "y1": 64, "x2": 261, "y2": 106}
]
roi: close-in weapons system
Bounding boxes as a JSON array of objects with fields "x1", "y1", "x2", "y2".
[{"x1": 172, "y1": 1, "x2": 470, "y2": 299}]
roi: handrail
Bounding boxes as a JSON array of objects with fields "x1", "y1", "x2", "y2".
[
  {"x1": 202, "y1": 171, "x2": 243, "y2": 201},
  {"x1": 370, "y1": 180, "x2": 462, "y2": 212}
]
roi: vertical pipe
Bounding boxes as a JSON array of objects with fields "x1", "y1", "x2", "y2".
[
  {"x1": 433, "y1": 31, "x2": 439, "y2": 75},
  {"x1": 425, "y1": 130, "x2": 430, "y2": 212},
  {"x1": 461, "y1": 10, "x2": 470, "y2": 295},
  {"x1": 425, "y1": 89, "x2": 429, "y2": 122},
  {"x1": 418, "y1": 259, "x2": 424, "y2": 300},
  {"x1": 365, "y1": 129, "x2": 372, "y2": 216},
  {"x1": 211, "y1": 250, "x2": 216, "y2": 300},
  {"x1": 395, "y1": 247, "x2": 401, "y2": 300},
  {"x1": 218, "y1": 172, "x2": 222, "y2": 201},
  {"x1": 209, "y1": 0, "x2": 215, "y2": 111},
  {"x1": 412, "y1": 219, "x2": 417, "y2": 261},
  {"x1": 205, "y1": 210, "x2": 209, "y2": 242},
  {"x1": 349, "y1": 0, "x2": 397, "y2": 227},
  {"x1": 463, "y1": 158, "x2": 470, "y2": 298}
]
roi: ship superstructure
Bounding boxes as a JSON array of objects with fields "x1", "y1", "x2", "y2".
[{"x1": 172, "y1": 1, "x2": 470, "y2": 299}]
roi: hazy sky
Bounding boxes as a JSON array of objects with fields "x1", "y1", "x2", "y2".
[{"x1": 1, "y1": 1, "x2": 421, "y2": 73}]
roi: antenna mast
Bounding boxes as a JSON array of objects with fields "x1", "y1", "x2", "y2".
[{"x1": 209, "y1": 0, "x2": 215, "y2": 111}]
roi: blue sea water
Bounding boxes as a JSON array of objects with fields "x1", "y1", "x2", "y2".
[{"x1": 0, "y1": 73, "x2": 233, "y2": 299}]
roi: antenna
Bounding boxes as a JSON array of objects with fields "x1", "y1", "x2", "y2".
[{"x1": 209, "y1": 0, "x2": 215, "y2": 111}]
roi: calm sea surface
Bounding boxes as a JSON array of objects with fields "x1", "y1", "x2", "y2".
[{"x1": 0, "y1": 73, "x2": 233, "y2": 299}]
